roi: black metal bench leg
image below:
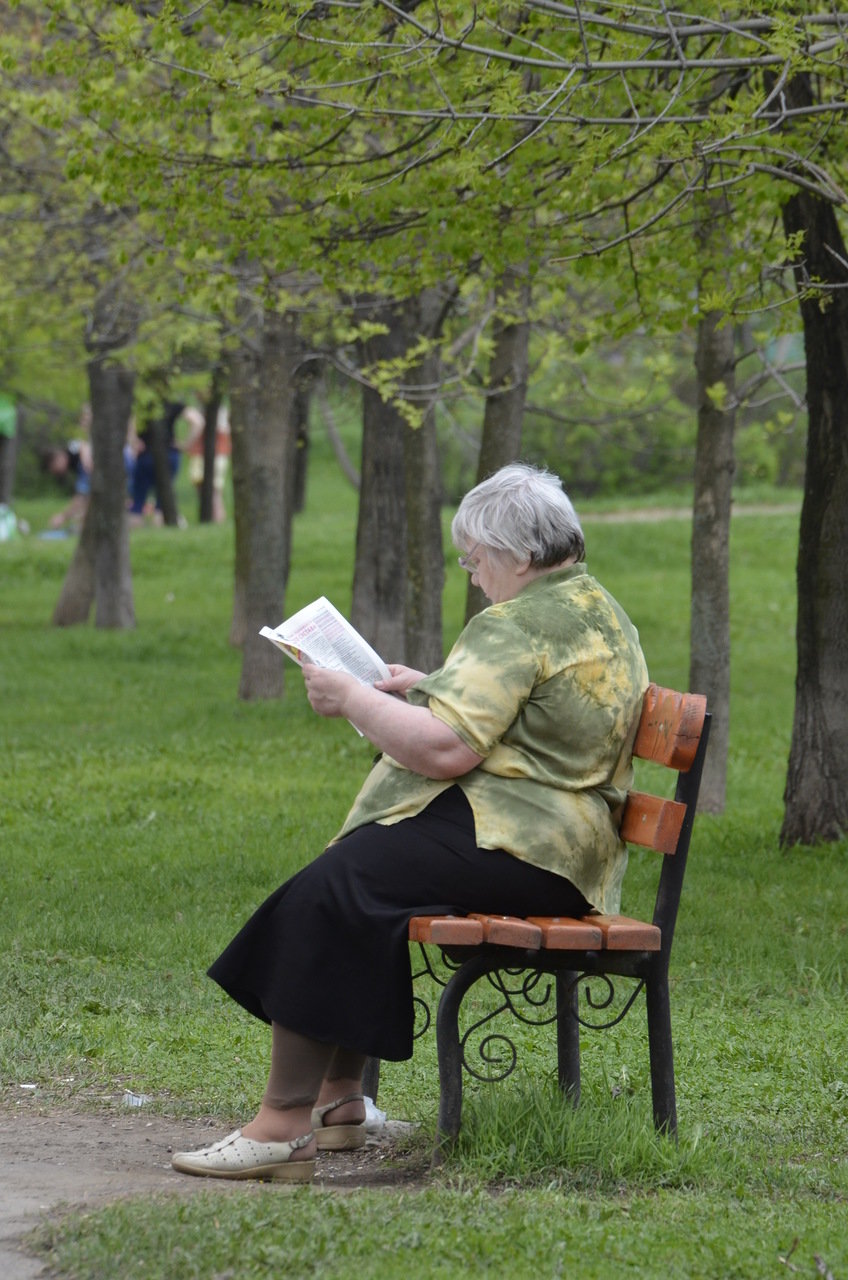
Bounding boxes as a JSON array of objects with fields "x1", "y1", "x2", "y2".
[
  {"x1": 645, "y1": 969, "x2": 678, "y2": 1138},
  {"x1": 362, "y1": 1056, "x2": 380, "y2": 1105},
  {"x1": 556, "y1": 970, "x2": 581, "y2": 1105},
  {"x1": 433, "y1": 952, "x2": 493, "y2": 1162}
]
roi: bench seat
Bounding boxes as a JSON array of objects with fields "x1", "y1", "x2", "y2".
[{"x1": 409, "y1": 912, "x2": 661, "y2": 951}]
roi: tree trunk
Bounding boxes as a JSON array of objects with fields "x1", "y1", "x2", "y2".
[
  {"x1": 147, "y1": 415, "x2": 178, "y2": 526},
  {"x1": 233, "y1": 306, "x2": 302, "y2": 699},
  {"x1": 89, "y1": 360, "x2": 136, "y2": 627},
  {"x1": 351, "y1": 303, "x2": 409, "y2": 663},
  {"x1": 52, "y1": 500, "x2": 97, "y2": 625},
  {"x1": 779, "y1": 164, "x2": 848, "y2": 845},
  {"x1": 403, "y1": 409, "x2": 443, "y2": 670},
  {"x1": 403, "y1": 293, "x2": 446, "y2": 671},
  {"x1": 292, "y1": 373, "x2": 311, "y2": 515},
  {"x1": 352, "y1": 289, "x2": 450, "y2": 669},
  {"x1": 229, "y1": 354, "x2": 249, "y2": 647},
  {"x1": 688, "y1": 303, "x2": 735, "y2": 813},
  {"x1": 53, "y1": 285, "x2": 137, "y2": 628},
  {"x1": 465, "y1": 270, "x2": 531, "y2": 623}
]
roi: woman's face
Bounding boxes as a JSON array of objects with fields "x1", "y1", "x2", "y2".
[{"x1": 467, "y1": 547, "x2": 527, "y2": 605}]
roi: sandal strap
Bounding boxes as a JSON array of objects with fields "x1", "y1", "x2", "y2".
[
  {"x1": 312, "y1": 1092, "x2": 365, "y2": 1124},
  {"x1": 288, "y1": 1130, "x2": 316, "y2": 1152}
]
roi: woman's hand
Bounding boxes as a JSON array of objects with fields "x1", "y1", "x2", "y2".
[
  {"x1": 374, "y1": 664, "x2": 428, "y2": 697},
  {"x1": 302, "y1": 664, "x2": 359, "y2": 719},
  {"x1": 302, "y1": 662, "x2": 482, "y2": 779}
]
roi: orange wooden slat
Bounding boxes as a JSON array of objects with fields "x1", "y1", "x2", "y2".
[
  {"x1": 525, "y1": 916, "x2": 604, "y2": 949},
  {"x1": 633, "y1": 683, "x2": 707, "y2": 771},
  {"x1": 409, "y1": 911, "x2": 660, "y2": 952},
  {"x1": 468, "y1": 913, "x2": 543, "y2": 949},
  {"x1": 589, "y1": 914, "x2": 662, "y2": 951},
  {"x1": 408, "y1": 915, "x2": 484, "y2": 945},
  {"x1": 619, "y1": 792, "x2": 687, "y2": 854}
]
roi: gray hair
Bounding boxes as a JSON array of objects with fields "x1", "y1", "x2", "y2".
[{"x1": 452, "y1": 462, "x2": 585, "y2": 567}]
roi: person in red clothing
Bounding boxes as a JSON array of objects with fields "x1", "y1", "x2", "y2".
[{"x1": 184, "y1": 405, "x2": 231, "y2": 523}]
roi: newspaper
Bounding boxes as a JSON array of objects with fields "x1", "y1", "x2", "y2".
[{"x1": 260, "y1": 597, "x2": 390, "y2": 686}]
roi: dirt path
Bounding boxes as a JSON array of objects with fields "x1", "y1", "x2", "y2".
[{"x1": 0, "y1": 1102, "x2": 425, "y2": 1279}]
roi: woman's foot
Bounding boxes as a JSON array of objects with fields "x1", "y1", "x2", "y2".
[
  {"x1": 171, "y1": 1129, "x2": 315, "y2": 1181},
  {"x1": 241, "y1": 1103, "x2": 317, "y2": 1159},
  {"x1": 312, "y1": 1092, "x2": 367, "y2": 1150}
]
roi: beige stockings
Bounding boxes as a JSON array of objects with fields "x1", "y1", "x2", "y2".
[{"x1": 261, "y1": 1022, "x2": 367, "y2": 1113}]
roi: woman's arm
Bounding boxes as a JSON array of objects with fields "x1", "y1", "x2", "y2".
[{"x1": 302, "y1": 665, "x2": 483, "y2": 780}]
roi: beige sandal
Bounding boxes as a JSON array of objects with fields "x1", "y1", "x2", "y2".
[
  {"x1": 311, "y1": 1092, "x2": 367, "y2": 1150},
  {"x1": 171, "y1": 1129, "x2": 315, "y2": 1181}
]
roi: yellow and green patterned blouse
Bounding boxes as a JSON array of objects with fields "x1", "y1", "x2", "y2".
[{"x1": 337, "y1": 563, "x2": 649, "y2": 914}]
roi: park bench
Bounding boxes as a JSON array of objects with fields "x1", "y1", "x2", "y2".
[{"x1": 366, "y1": 682, "x2": 710, "y2": 1155}]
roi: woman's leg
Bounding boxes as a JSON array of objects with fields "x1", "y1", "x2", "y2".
[
  {"x1": 240, "y1": 1022, "x2": 334, "y2": 1154},
  {"x1": 171, "y1": 1021, "x2": 327, "y2": 1179},
  {"x1": 315, "y1": 1045, "x2": 368, "y2": 1125},
  {"x1": 243, "y1": 1035, "x2": 367, "y2": 1142},
  {"x1": 180, "y1": 1027, "x2": 368, "y2": 1151},
  {"x1": 208, "y1": 788, "x2": 590, "y2": 1065}
]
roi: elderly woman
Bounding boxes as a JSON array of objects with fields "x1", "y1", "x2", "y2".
[{"x1": 172, "y1": 462, "x2": 648, "y2": 1182}]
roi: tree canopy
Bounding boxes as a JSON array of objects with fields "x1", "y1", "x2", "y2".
[{"x1": 24, "y1": 3, "x2": 844, "y2": 288}]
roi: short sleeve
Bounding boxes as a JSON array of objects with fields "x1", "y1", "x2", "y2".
[{"x1": 409, "y1": 610, "x2": 540, "y2": 757}]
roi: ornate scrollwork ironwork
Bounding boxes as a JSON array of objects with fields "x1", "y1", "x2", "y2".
[
  {"x1": 569, "y1": 973, "x2": 646, "y2": 1030},
  {"x1": 411, "y1": 942, "x2": 449, "y2": 987},
  {"x1": 450, "y1": 968, "x2": 552, "y2": 1082},
  {"x1": 412, "y1": 993, "x2": 431, "y2": 1039},
  {"x1": 410, "y1": 941, "x2": 647, "y2": 1063},
  {"x1": 487, "y1": 967, "x2": 558, "y2": 1024},
  {"x1": 409, "y1": 943, "x2": 442, "y2": 1039},
  {"x1": 460, "y1": 1028, "x2": 517, "y2": 1083}
]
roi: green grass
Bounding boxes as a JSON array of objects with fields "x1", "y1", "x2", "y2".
[
  {"x1": 3, "y1": 454, "x2": 846, "y2": 1279},
  {"x1": 29, "y1": 1183, "x2": 846, "y2": 1280}
]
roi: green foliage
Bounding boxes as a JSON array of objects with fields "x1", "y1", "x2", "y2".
[
  {"x1": 0, "y1": 0, "x2": 834, "y2": 518},
  {"x1": 437, "y1": 317, "x2": 806, "y2": 501},
  {"x1": 10, "y1": 0, "x2": 844, "y2": 316}
]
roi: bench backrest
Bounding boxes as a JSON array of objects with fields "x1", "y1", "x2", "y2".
[
  {"x1": 621, "y1": 682, "x2": 710, "y2": 948},
  {"x1": 407, "y1": 683, "x2": 710, "y2": 957}
]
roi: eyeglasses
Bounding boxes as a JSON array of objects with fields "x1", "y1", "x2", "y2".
[{"x1": 458, "y1": 543, "x2": 481, "y2": 572}]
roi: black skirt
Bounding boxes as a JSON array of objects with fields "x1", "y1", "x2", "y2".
[{"x1": 208, "y1": 787, "x2": 590, "y2": 1061}]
